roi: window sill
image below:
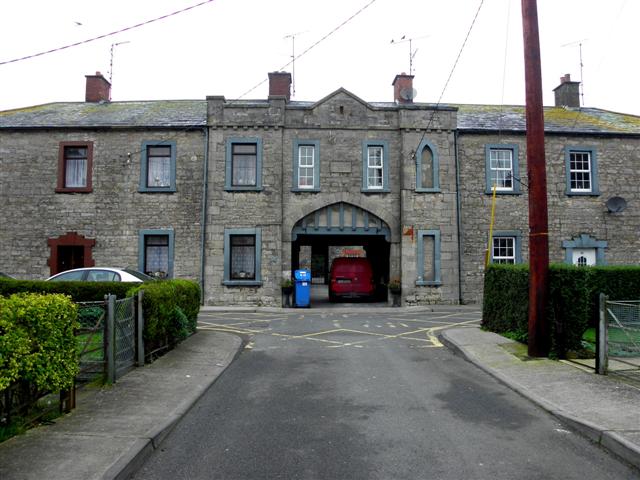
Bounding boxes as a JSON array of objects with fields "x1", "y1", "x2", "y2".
[
  {"x1": 224, "y1": 187, "x2": 264, "y2": 192},
  {"x1": 55, "y1": 187, "x2": 93, "y2": 194},
  {"x1": 361, "y1": 188, "x2": 390, "y2": 194},
  {"x1": 292, "y1": 188, "x2": 320, "y2": 193},
  {"x1": 138, "y1": 188, "x2": 176, "y2": 193},
  {"x1": 416, "y1": 281, "x2": 442, "y2": 287},
  {"x1": 484, "y1": 189, "x2": 521, "y2": 195},
  {"x1": 415, "y1": 188, "x2": 441, "y2": 193},
  {"x1": 223, "y1": 280, "x2": 263, "y2": 287},
  {"x1": 566, "y1": 190, "x2": 600, "y2": 197}
]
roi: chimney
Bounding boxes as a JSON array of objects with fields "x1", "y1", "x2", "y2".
[
  {"x1": 553, "y1": 73, "x2": 580, "y2": 108},
  {"x1": 85, "y1": 71, "x2": 111, "y2": 102},
  {"x1": 392, "y1": 72, "x2": 415, "y2": 104},
  {"x1": 268, "y1": 71, "x2": 292, "y2": 101}
]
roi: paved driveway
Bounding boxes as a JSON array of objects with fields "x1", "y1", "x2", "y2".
[{"x1": 133, "y1": 307, "x2": 639, "y2": 480}]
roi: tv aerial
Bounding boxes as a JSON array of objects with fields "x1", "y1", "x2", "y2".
[
  {"x1": 390, "y1": 34, "x2": 430, "y2": 76},
  {"x1": 284, "y1": 31, "x2": 307, "y2": 98}
]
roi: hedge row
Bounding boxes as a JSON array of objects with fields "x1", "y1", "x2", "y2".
[
  {"x1": 0, "y1": 278, "x2": 131, "y2": 301},
  {"x1": 0, "y1": 277, "x2": 201, "y2": 354},
  {"x1": 127, "y1": 279, "x2": 201, "y2": 350},
  {"x1": 483, "y1": 264, "x2": 640, "y2": 357},
  {"x1": 0, "y1": 293, "x2": 79, "y2": 392}
]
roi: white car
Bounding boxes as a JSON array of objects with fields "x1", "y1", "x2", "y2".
[{"x1": 46, "y1": 268, "x2": 154, "y2": 283}]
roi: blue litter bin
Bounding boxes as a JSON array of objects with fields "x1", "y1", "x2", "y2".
[{"x1": 294, "y1": 269, "x2": 311, "y2": 308}]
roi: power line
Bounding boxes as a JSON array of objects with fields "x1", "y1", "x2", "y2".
[
  {"x1": 238, "y1": 0, "x2": 378, "y2": 99},
  {"x1": 0, "y1": 0, "x2": 216, "y2": 66},
  {"x1": 412, "y1": 0, "x2": 484, "y2": 159}
]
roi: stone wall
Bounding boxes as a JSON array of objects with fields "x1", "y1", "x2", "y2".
[
  {"x1": 0, "y1": 129, "x2": 204, "y2": 281},
  {"x1": 457, "y1": 132, "x2": 640, "y2": 303}
]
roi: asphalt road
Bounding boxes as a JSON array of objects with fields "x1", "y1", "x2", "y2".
[{"x1": 132, "y1": 307, "x2": 639, "y2": 479}]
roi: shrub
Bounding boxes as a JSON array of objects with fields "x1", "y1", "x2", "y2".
[
  {"x1": 0, "y1": 293, "x2": 79, "y2": 392},
  {"x1": 127, "y1": 279, "x2": 201, "y2": 351},
  {"x1": 0, "y1": 278, "x2": 131, "y2": 302},
  {"x1": 483, "y1": 264, "x2": 640, "y2": 357}
]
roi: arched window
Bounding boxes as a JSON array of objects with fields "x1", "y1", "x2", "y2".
[{"x1": 416, "y1": 140, "x2": 439, "y2": 192}]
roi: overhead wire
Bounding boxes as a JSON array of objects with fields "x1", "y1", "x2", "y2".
[
  {"x1": 411, "y1": 0, "x2": 484, "y2": 160},
  {"x1": 0, "y1": 0, "x2": 217, "y2": 66},
  {"x1": 238, "y1": 0, "x2": 378, "y2": 99}
]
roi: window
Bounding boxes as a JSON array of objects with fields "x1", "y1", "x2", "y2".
[
  {"x1": 224, "y1": 228, "x2": 262, "y2": 286},
  {"x1": 565, "y1": 147, "x2": 599, "y2": 195},
  {"x1": 56, "y1": 142, "x2": 93, "y2": 193},
  {"x1": 490, "y1": 231, "x2": 522, "y2": 264},
  {"x1": 416, "y1": 229, "x2": 441, "y2": 285},
  {"x1": 485, "y1": 144, "x2": 520, "y2": 194},
  {"x1": 292, "y1": 140, "x2": 320, "y2": 191},
  {"x1": 138, "y1": 229, "x2": 174, "y2": 278},
  {"x1": 361, "y1": 140, "x2": 389, "y2": 192},
  {"x1": 416, "y1": 140, "x2": 440, "y2": 192},
  {"x1": 562, "y1": 234, "x2": 607, "y2": 265},
  {"x1": 139, "y1": 141, "x2": 176, "y2": 192},
  {"x1": 225, "y1": 138, "x2": 263, "y2": 191}
]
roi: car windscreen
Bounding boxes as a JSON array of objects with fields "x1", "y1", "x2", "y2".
[{"x1": 123, "y1": 269, "x2": 156, "y2": 282}]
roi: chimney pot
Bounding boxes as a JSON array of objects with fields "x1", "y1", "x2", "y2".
[
  {"x1": 553, "y1": 72, "x2": 580, "y2": 108},
  {"x1": 85, "y1": 72, "x2": 111, "y2": 102},
  {"x1": 268, "y1": 71, "x2": 292, "y2": 102},
  {"x1": 392, "y1": 73, "x2": 415, "y2": 104}
]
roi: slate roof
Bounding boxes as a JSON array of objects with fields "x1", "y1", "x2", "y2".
[
  {"x1": 0, "y1": 100, "x2": 206, "y2": 128},
  {"x1": 455, "y1": 104, "x2": 640, "y2": 135},
  {"x1": 1, "y1": 98, "x2": 639, "y2": 135}
]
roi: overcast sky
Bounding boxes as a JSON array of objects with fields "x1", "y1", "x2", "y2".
[{"x1": 1, "y1": 0, "x2": 637, "y2": 115}]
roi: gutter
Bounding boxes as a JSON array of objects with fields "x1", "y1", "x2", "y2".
[
  {"x1": 199, "y1": 127, "x2": 210, "y2": 305},
  {"x1": 454, "y1": 130, "x2": 463, "y2": 304}
]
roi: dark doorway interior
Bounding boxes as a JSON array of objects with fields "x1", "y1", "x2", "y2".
[
  {"x1": 57, "y1": 245, "x2": 85, "y2": 273},
  {"x1": 292, "y1": 234, "x2": 390, "y2": 302}
]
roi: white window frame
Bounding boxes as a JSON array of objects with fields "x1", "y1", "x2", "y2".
[
  {"x1": 367, "y1": 146, "x2": 384, "y2": 190},
  {"x1": 297, "y1": 145, "x2": 315, "y2": 189},
  {"x1": 489, "y1": 148, "x2": 514, "y2": 191},
  {"x1": 492, "y1": 236, "x2": 516, "y2": 264},
  {"x1": 569, "y1": 150, "x2": 592, "y2": 193}
]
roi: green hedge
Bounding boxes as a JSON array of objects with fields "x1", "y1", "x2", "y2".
[
  {"x1": 0, "y1": 277, "x2": 201, "y2": 358},
  {"x1": 0, "y1": 293, "x2": 79, "y2": 392},
  {"x1": 0, "y1": 278, "x2": 132, "y2": 302},
  {"x1": 483, "y1": 264, "x2": 640, "y2": 357},
  {"x1": 127, "y1": 280, "x2": 201, "y2": 351}
]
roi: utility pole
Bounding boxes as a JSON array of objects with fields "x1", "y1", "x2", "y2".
[{"x1": 522, "y1": 0, "x2": 550, "y2": 357}]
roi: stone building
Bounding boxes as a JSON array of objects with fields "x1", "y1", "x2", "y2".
[{"x1": 1, "y1": 71, "x2": 639, "y2": 306}]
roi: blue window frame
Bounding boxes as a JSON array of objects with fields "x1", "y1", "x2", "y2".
[
  {"x1": 138, "y1": 229, "x2": 174, "y2": 278},
  {"x1": 223, "y1": 228, "x2": 262, "y2": 286},
  {"x1": 565, "y1": 147, "x2": 599, "y2": 196},
  {"x1": 416, "y1": 139, "x2": 440, "y2": 192},
  {"x1": 562, "y1": 234, "x2": 607, "y2": 265},
  {"x1": 139, "y1": 141, "x2": 176, "y2": 193},
  {"x1": 490, "y1": 230, "x2": 522, "y2": 264},
  {"x1": 292, "y1": 140, "x2": 320, "y2": 192},
  {"x1": 361, "y1": 140, "x2": 390, "y2": 193},
  {"x1": 225, "y1": 137, "x2": 263, "y2": 191},
  {"x1": 416, "y1": 229, "x2": 441, "y2": 286},
  {"x1": 485, "y1": 144, "x2": 520, "y2": 194}
]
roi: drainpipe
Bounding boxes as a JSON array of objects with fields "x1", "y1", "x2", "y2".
[
  {"x1": 199, "y1": 127, "x2": 210, "y2": 305},
  {"x1": 454, "y1": 130, "x2": 463, "y2": 304}
]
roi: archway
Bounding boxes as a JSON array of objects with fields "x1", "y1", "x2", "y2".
[{"x1": 291, "y1": 202, "x2": 391, "y2": 303}]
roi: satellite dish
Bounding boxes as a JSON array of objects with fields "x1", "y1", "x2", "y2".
[
  {"x1": 400, "y1": 88, "x2": 418, "y2": 101},
  {"x1": 606, "y1": 196, "x2": 627, "y2": 213}
]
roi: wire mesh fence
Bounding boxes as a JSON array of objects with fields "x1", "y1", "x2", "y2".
[
  {"x1": 597, "y1": 295, "x2": 640, "y2": 379},
  {"x1": 606, "y1": 300, "x2": 640, "y2": 357}
]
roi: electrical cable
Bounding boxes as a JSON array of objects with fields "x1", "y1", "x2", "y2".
[
  {"x1": 0, "y1": 0, "x2": 216, "y2": 66},
  {"x1": 238, "y1": 0, "x2": 378, "y2": 99},
  {"x1": 411, "y1": 0, "x2": 484, "y2": 160}
]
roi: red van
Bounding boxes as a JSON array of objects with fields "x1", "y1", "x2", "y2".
[{"x1": 329, "y1": 257, "x2": 376, "y2": 301}]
